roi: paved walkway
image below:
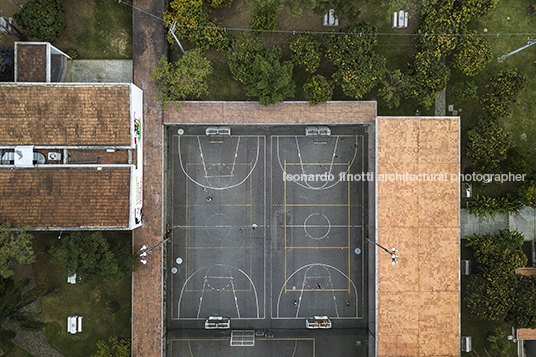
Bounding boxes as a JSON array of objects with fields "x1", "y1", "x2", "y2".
[
  {"x1": 435, "y1": 90, "x2": 446, "y2": 116},
  {"x1": 65, "y1": 60, "x2": 133, "y2": 83},
  {"x1": 131, "y1": 0, "x2": 166, "y2": 355},
  {"x1": 460, "y1": 207, "x2": 536, "y2": 240}
]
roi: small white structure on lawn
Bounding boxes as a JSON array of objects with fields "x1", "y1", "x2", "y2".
[
  {"x1": 67, "y1": 316, "x2": 83, "y2": 334},
  {"x1": 323, "y1": 9, "x2": 339, "y2": 26}
]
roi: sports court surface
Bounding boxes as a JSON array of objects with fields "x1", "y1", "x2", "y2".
[{"x1": 165, "y1": 124, "x2": 375, "y2": 356}]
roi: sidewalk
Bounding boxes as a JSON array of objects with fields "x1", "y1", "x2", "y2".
[{"x1": 460, "y1": 207, "x2": 536, "y2": 240}]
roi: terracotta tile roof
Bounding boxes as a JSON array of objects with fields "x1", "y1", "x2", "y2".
[
  {"x1": 517, "y1": 328, "x2": 536, "y2": 340},
  {"x1": 0, "y1": 84, "x2": 131, "y2": 146},
  {"x1": 16, "y1": 44, "x2": 47, "y2": 82},
  {"x1": 0, "y1": 167, "x2": 130, "y2": 228},
  {"x1": 376, "y1": 117, "x2": 460, "y2": 357},
  {"x1": 164, "y1": 101, "x2": 376, "y2": 124},
  {"x1": 516, "y1": 267, "x2": 536, "y2": 276}
]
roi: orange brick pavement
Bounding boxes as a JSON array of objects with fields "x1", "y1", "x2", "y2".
[
  {"x1": 376, "y1": 117, "x2": 460, "y2": 357},
  {"x1": 164, "y1": 101, "x2": 376, "y2": 124},
  {"x1": 132, "y1": 0, "x2": 166, "y2": 355}
]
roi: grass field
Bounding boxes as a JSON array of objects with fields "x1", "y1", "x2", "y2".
[
  {"x1": 32, "y1": 232, "x2": 132, "y2": 357},
  {"x1": 53, "y1": 0, "x2": 132, "y2": 59}
]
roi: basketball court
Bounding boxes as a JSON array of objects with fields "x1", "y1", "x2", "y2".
[{"x1": 165, "y1": 124, "x2": 374, "y2": 355}]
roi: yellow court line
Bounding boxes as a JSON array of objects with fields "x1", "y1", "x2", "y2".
[
  {"x1": 186, "y1": 163, "x2": 189, "y2": 283},
  {"x1": 286, "y1": 246, "x2": 349, "y2": 249},
  {"x1": 187, "y1": 163, "x2": 253, "y2": 165},
  {"x1": 284, "y1": 204, "x2": 349, "y2": 207},
  {"x1": 286, "y1": 289, "x2": 352, "y2": 292},
  {"x1": 184, "y1": 289, "x2": 253, "y2": 292},
  {"x1": 284, "y1": 162, "x2": 349, "y2": 165},
  {"x1": 185, "y1": 204, "x2": 252, "y2": 207},
  {"x1": 186, "y1": 247, "x2": 253, "y2": 249}
]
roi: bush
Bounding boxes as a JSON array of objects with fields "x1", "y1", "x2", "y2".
[
  {"x1": 467, "y1": 117, "x2": 510, "y2": 172},
  {"x1": 465, "y1": 273, "x2": 515, "y2": 320},
  {"x1": 249, "y1": 4, "x2": 279, "y2": 33},
  {"x1": 468, "y1": 194, "x2": 524, "y2": 217},
  {"x1": 486, "y1": 327, "x2": 513, "y2": 354},
  {"x1": 151, "y1": 50, "x2": 213, "y2": 109},
  {"x1": 13, "y1": 0, "x2": 67, "y2": 42},
  {"x1": 481, "y1": 69, "x2": 527, "y2": 118},
  {"x1": 452, "y1": 34, "x2": 492, "y2": 76},
  {"x1": 303, "y1": 74, "x2": 333, "y2": 105},
  {"x1": 505, "y1": 275, "x2": 536, "y2": 328},
  {"x1": 503, "y1": 146, "x2": 533, "y2": 175},
  {"x1": 449, "y1": 81, "x2": 477, "y2": 105},
  {"x1": 66, "y1": 49, "x2": 79, "y2": 60},
  {"x1": 287, "y1": 32, "x2": 322, "y2": 73}
]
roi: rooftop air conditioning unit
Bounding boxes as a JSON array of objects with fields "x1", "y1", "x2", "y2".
[{"x1": 48, "y1": 152, "x2": 62, "y2": 161}]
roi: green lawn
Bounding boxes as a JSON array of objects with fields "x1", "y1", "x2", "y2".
[
  {"x1": 31, "y1": 232, "x2": 132, "y2": 357},
  {"x1": 461, "y1": 241, "x2": 518, "y2": 357},
  {"x1": 8, "y1": 345, "x2": 35, "y2": 357},
  {"x1": 53, "y1": 0, "x2": 132, "y2": 59}
]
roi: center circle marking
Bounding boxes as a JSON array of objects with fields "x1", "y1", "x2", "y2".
[{"x1": 303, "y1": 213, "x2": 331, "y2": 240}]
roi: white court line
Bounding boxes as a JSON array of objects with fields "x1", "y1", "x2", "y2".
[
  {"x1": 295, "y1": 136, "x2": 338, "y2": 190},
  {"x1": 229, "y1": 278, "x2": 241, "y2": 318},
  {"x1": 276, "y1": 263, "x2": 360, "y2": 319},
  {"x1": 276, "y1": 136, "x2": 359, "y2": 191},
  {"x1": 177, "y1": 264, "x2": 260, "y2": 319},
  {"x1": 178, "y1": 136, "x2": 260, "y2": 191}
]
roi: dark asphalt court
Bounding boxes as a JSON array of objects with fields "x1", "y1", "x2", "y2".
[{"x1": 164, "y1": 125, "x2": 376, "y2": 356}]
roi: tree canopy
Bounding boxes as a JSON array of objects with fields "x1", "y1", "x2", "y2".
[
  {"x1": 13, "y1": 0, "x2": 67, "y2": 42},
  {"x1": 0, "y1": 223, "x2": 35, "y2": 279},
  {"x1": 49, "y1": 231, "x2": 137, "y2": 285},
  {"x1": 92, "y1": 336, "x2": 131, "y2": 357},
  {"x1": 151, "y1": 50, "x2": 213, "y2": 110}
]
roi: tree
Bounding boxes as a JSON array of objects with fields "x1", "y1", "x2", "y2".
[
  {"x1": 287, "y1": 32, "x2": 322, "y2": 73},
  {"x1": 452, "y1": 34, "x2": 492, "y2": 76},
  {"x1": 406, "y1": 50, "x2": 450, "y2": 107},
  {"x1": 92, "y1": 336, "x2": 131, "y2": 357},
  {"x1": 481, "y1": 69, "x2": 527, "y2": 118},
  {"x1": 164, "y1": 0, "x2": 212, "y2": 51},
  {"x1": 0, "y1": 277, "x2": 46, "y2": 353},
  {"x1": 13, "y1": 0, "x2": 67, "y2": 42},
  {"x1": 487, "y1": 327, "x2": 513, "y2": 354},
  {"x1": 467, "y1": 117, "x2": 510, "y2": 172},
  {"x1": 465, "y1": 230, "x2": 527, "y2": 320},
  {"x1": 324, "y1": 23, "x2": 378, "y2": 66},
  {"x1": 49, "y1": 231, "x2": 137, "y2": 285},
  {"x1": 150, "y1": 50, "x2": 212, "y2": 110},
  {"x1": 333, "y1": 52, "x2": 386, "y2": 99},
  {"x1": 303, "y1": 74, "x2": 333, "y2": 105},
  {"x1": 519, "y1": 179, "x2": 536, "y2": 208},
  {"x1": 449, "y1": 81, "x2": 477, "y2": 105},
  {"x1": 0, "y1": 223, "x2": 35, "y2": 279},
  {"x1": 226, "y1": 32, "x2": 264, "y2": 85},
  {"x1": 379, "y1": 69, "x2": 409, "y2": 109},
  {"x1": 249, "y1": 4, "x2": 280, "y2": 33},
  {"x1": 506, "y1": 275, "x2": 536, "y2": 328},
  {"x1": 0, "y1": 46, "x2": 14, "y2": 82},
  {"x1": 243, "y1": 46, "x2": 296, "y2": 105}
]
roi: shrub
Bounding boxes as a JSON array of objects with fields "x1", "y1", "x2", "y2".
[
  {"x1": 481, "y1": 69, "x2": 527, "y2": 118},
  {"x1": 505, "y1": 275, "x2": 536, "y2": 328},
  {"x1": 486, "y1": 327, "x2": 513, "y2": 354},
  {"x1": 287, "y1": 32, "x2": 322, "y2": 73},
  {"x1": 467, "y1": 117, "x2": 510, "y2": 172},
  {"x1": 449, "y1": 81, "x2": 477, "y2": 105},
  {"x1": 13, "y1": 0, "x2": 67, "y2": 42},
  {"x1": 452, "y1": 34, "x2": 492, "y2": 76},
  {"x1": 503, "y1": 146, "x2": 533, "y2": 174},
  {"x1": 303, "y1": 74, "x2": 333, "y2": 105},
  {"x1": 249, "y1": 4, "x2": 279, "y2": 33},
  {"x1": 465, "y1": 273, "x2": 515, "y2": 320},
  {"x1": 468, "y1": 194, "x2": 524, "y2": 217}
]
